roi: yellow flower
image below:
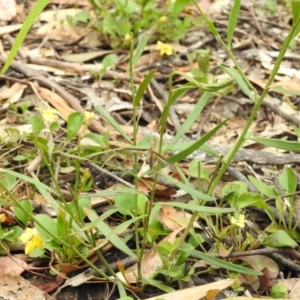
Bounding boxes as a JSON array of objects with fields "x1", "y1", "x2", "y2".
[
  {"x1": 124, "y1": 33, "x2": 131, "y2": 44},
  {"x1": 36, "y1": 107, "x2": 59, "y2": 124},
  {"x1": 230, "y1": 214, "x2": 245, "y2": 228},
  {"x1": 20, "y1": 228, "x2": 44, "y2": 255},
  {"x1": 157, "y1": 41, "x2": 173, "y2": 56},
  {"x1": 84, "y1": 111, "x2": 95, "y2": 122},
  {"x1": 159, "y1": 16, "x2": 168, "y2": 24},
  {"x1": 0, "y1": 214, "x2": 6, "y2": 223}
]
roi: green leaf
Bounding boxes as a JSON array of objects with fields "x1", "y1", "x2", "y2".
[
  {"x1": 236, "y1": 193, "x2": 269, "y2": 210},
  {"x1": 248, "y1": 175, "x2": 277, "y2": 197},
  {"x1": 206, "y1": 19, "x2": 218, "y2": 36},
  {"x1": 26, "y1": 116, "x2": 45, "y2": 135},
  {"x1": 1, "y1": 0, "x2": 50, "y2": 75},
  {"x1": 167, "y1": 91, "x2": 212, "y2": 149},
  {"x1": 173, "y1": 0, "x2": 193, "y2": 17},
  {"x1": 84, "y1": 207, "x2": 136, "y2": 258},
  {"x1": 0, "y1": 168, "x2": 59, "y2": 212},
  {"x1": 271, "y1": 86, "x2": 300, "y2": 96},
  {"x1": 132, "y1": 35, "x2": 148, "y2": 67},
  {"x1": 115, "y1": 193, "x2": 148, "y2": 216},
  {"x1": 133, "y1": 69, "x2": 155, "y2": 107},
  {"x1": 35, "y1": 214, "x2": 58, "y2": 243},
  {"x1": 0, "y1": 172, "x2": 16, "y2": 191},
  {"x1": 227, "y1": 0, "x2": 241, "y2": 46},
  {"x1": 168, "y1": 118, "x2": 228, "y2": 163},
  {"x1": 142, "y1": 278, "x2": 175, "y2": 293},
  {"x1": 185, "y1": 249, "x2": 262, "y2": 275},
  {"x1": 249, "y1": 137, "x2": 300, "y2": 152},
  {"x1": 270, "y1": 283, "x2": 288, "y2": 299},
  {"x1": 158, "y1": 202, "x2": 235, "y2": 214},
  {"x1": 95, "y1": 105, "x2": 132, "y2": 143},
  {"x1": 291, "y1": 0, "x2": 300, "y2": 40},
  {"x1": 15, "y1": 200, "x2": 32, "y2": 227},
  {"x1": 221, "y1": 66, "x2": 254, "y2": 101},
  {"x1": 278, "y1": 167, "x2": 297, "y2": 194},
  {"x1": 66, "y1": 112, "x2": 84, "y2": 141},
  {"x1": 263, "y1": 230, "x2": 298, "y2": 248}
]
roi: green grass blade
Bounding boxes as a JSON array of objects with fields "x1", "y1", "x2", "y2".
[
  {"x1": 159, "y1": 173, "x2": 214, "y2": 202},
  {"x1": 185, "y1": 249, "x2": 262, "y2": 276},
  {"x1": 221, "y1": 66, "x2": 254, "y2": 101},
  {"x1": 159, "y1": 202, "x2": 235, "y2": 214},
  {"x1": 166, "y1": 91, "x2": 212, "y2": 150},
  {"x1": 133, "y1": 69, "x2": 155, "y2": 107},
  {"x1": 85, "y1": 207, "x2": 136, "y2": 258},
  {"x1": 0, "y1": 168, "x2": 59, "y2": 211},
  {"x1": 1, "y1": 0, "x2": 50, "y2": 75},
  {"x1": 227, "y1": 0, "x2": 241, "y2": 46},
  {"x1": 168, "y1": 118, "x2": 228, "y2": 163},
  {"x1": 132, "y1": 35, "x2": 148, "y2": 67},
  {"x1": 250, "y1": 137, "x2": 300, "y2": 152},
  {"x1": 95, "y1": 105, "x2": 132, "y2": 143}
]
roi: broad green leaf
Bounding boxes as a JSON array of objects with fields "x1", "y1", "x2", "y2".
[
  {"x1": 35, "y1": 214, "x2": 58, "y2": 243},
  {"x1": 66, "y1": 112, "x2": 84, "y2": 141},
  {"x1": 185, "y1": 249, "x2": 262, "y2": 276},
  {"x1": 133, "y1": 69, "x2": 155, "y2": 107},
  {"x1": 132, "y1": 35, "x2": 148, "y2": 67},
  {"x1": 95, "y1": 105, "x2": 132, "y2": 143},
  {"x1": 173, "y1": 0, "x2": 193, "y2": 16},
  {"x1": 249, "y1": 137, "x2": 300, "y2": 152},
  {"x1": 167, "y1": 91, "x2": 212, "y2": 149},
  {"x1": 0, "y1": 172, "x2": 16, "y2": 191},
  {"x1": 278, "y1": 168, "x2": 297, "y2": 194},
  {"x1": 15, "y1": 200, "x2": 32, "y2": 227},
  {"x1": 102, "y1": 54, "x2": 117, "y2": 69},
  {"x1": 248, "y1": 175, "x2": 277, "y2": 197},
  {"x1": 168, "y1": 118, "x2": 228, "y2": 163},
  {"x1": 263, "y1": 230, "x2": 298, "y2": 248},
  {"x1": 115, "y1": 193, "x2": 148, "y2": 216},
  {"x1": 236, "y1": 193, "x2": 269, "y2": 210},
  {"x1": 221, "y1": 66, "x2": 254, "y2": 101},
  {"x1": 26, "y1": 116, "x2": 45, "y2": 135},
  {"x1": 1, "y1": 0, "x2": 50, "y2": 75},
  {"x1": 227, "y1": 0, "x2": 241, "y2": 46}
]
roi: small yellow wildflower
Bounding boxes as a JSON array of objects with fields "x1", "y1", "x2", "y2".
[
  {"x1": 36, "y1": 107, "x2": 59, "y2": 124},
  {"x1": 84, "y1": 111, "x2": 95, "y2": 122},
  {"x1": 124, "y1": 33, "x2": 131, "y2": 45},
  {"x1": 20, "y1": 228, "x2": 44, "y2": 255},
  {"x1": 159, "y1": 16, "x2": 168, "y2": 24},
  {"x1": 230, "y1": 214, "x2": 245, "y2": 228},
  {"x1": 157, "y1": 41, "x2": 173, "y2": 56},
  {"x1": 0, "y1": 214, "x2": 6, "y2": 223}
]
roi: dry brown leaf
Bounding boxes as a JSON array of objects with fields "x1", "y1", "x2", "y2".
[
  {"x1": 0, "y1": 271, "x2": 54, "y2": 299},
  {"x1": 144, "y1": 278, "x2": 234, "y2": 300},
  {"x1": 0, "y1": 256, "x2": 28, "y2": 275},
  {"x1": 159, "y1": 205, "x2": 200, "y2": 230},
  {"x1": 37, "y1": 86, "x2": 74, "y2": 121}
]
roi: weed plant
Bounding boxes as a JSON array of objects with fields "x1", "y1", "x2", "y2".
[{"x1": 1, "y1": 0, "x2": 300, "y2": 298}]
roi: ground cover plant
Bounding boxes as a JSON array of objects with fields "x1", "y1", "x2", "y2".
[{"x1": 1, "y1": 0, "x2": 300, "y2": 299}]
